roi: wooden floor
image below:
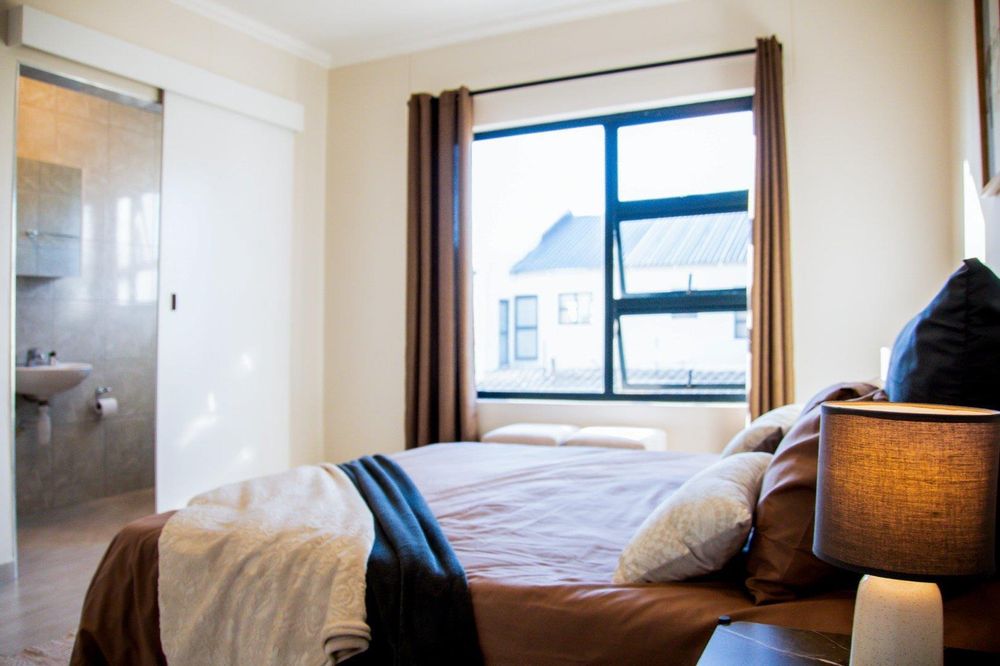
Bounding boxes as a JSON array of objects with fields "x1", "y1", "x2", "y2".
[{"x1": 0, "y1": 488, "x2": 155, "y2": 656}]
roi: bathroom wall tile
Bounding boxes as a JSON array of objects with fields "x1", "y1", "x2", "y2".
[
  {"x1": 49, "y1": 367, "x2": 107, "y2": 426},
  {"x1": 53, "y1": 299, "x2": 106, "y2": 365},
  {"x1": 38, "y1": 160, "x2": 82, "y2": 197},
  {"x1": 48, "y1": 240, "x2": 111, "y2": 301},
  {"x1": 104, "y1": 303, "x2": 157, "y2": 361},
  {"x1": 15, "y1": 298, "x2": 54, "y2": 363},
  {"x1": 110, "y1": 245, "x2": 160, "y2": 305},
  {"x1": 15, "y1": 276, "x2": 52, "y2": 303},
  {"x1": 80, "y1": 192, "x2": 108, "y2": 242},
  {"x1": 109, "y1": 127, "x2": 159, "y2": 195},
  {"x1": 15, "y1": 422, "x2": 53, "y2": 515},
  {"x1": 19, "y1": 77, "x2": 58, "y2": 111},
  {"x1": 107, "y1": 190, "x2": 160, "y2": 251},
  {"x1": 109, "y1": 104, "x2": 160, "y2": 135},
  {"x1": 15, "y1": 395, "x2": 39, "y2": 427},
  {"x1": 17, "y1": 106, "x2": 58, "y2": 162},
  {"x1": 105, "y1": 415, "x2": 155, "y2": 493},
  {"x1": 55, "y1": 115, "x2": 107, "y2": 176},
  {"x1": 17, "y1": 188, "x2": 39, "y2": 232},
  {"x1": 55, "y1": 86, "x2": 110, "y2": 124},
  {"x1": 104, "y1": 356, "x2": 157, "y2": 419},
  {"x1": 17, "y1": 157, "x2": 39, "y2": 192},
  {"x1": 51, "y1": 420, "x2": 104, "y2": 507}
]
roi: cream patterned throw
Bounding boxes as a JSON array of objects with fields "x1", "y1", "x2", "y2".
[
  {"x1": 613, "y1": 452, "x2": 772, "y2": 583},
  {"x1": 159, "y1": 464, "x2": 375, "y2": 665}
]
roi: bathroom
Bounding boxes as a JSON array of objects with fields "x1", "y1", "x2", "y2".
[{"x1": 13, "y1": 68, "x2": 161, "y2": 532}]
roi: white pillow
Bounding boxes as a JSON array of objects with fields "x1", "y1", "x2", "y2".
[
  {"x1": 613, "y1": 452, "x2": 772, "y2": 583},
  {"x1": 720, "y1": 404, "x2": 803, "y2": 457}
]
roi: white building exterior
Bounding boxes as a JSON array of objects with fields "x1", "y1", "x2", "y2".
[{"x1": 474, "y1": 211, "x2": 750, "y2": 395}]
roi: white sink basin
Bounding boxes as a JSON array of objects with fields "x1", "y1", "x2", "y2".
[{"x1": 16, "y1": 362, "x2": 92, "y2": 400}]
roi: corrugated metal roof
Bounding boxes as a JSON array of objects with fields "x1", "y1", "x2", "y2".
[{"x1": 510, "y1": 211, "x2": 749, "y2": 274}]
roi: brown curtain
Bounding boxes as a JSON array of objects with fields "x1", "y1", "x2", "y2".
[
  {"x1": 750, "y1": 36, "x2": 794, "y2": 418},
  {"x1": 405, "y1": 88, "x2": 478, "y2": 448}
]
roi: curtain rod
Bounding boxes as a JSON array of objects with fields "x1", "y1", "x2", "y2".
[{"x1": 470, "y1": 47, "x2": 756, "y2": 97}]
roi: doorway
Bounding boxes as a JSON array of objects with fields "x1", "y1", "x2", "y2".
[{"x1": 1, "y1": 66, "x2": 162, "y2": 654}]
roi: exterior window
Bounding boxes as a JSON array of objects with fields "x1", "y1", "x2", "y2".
[
  {"x1": 472, "y1": 98, "x2": 752, "y2": 401},
  {"x1": 498, "y1": 300, "x2": 509, "y2": 367},
  {"x1": 514, "y1": 295, "x2": 538, "y2": 360},
  {"x1": 559, "y1": 292, "x2": 592, "y2": 324},
  {"x1": 734, "y1": 310, "x2": 748, "y2": 340}
]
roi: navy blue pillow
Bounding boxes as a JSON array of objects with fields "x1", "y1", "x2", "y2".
[{"x1": 885, "y1": 258, "x2": 1000, "y2": 409}]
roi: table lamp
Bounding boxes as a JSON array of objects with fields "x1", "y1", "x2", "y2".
[{"x1": 814, "y1": 402, "x2": 1000, "y2": 666}]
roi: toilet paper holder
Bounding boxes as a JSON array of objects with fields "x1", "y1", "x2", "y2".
[{"x1": 93, "y1": 386, "x2": 118, "y2": 418}]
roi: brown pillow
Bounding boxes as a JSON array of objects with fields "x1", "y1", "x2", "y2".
[{"x1": 745, "y1": 382, "x2": 885, "y2": 604}]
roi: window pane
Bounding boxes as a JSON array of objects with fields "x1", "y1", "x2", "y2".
[
  {"x1": 515, "y1": 295, "x2": 537, "y2": 327},
  {"x1": 618, "y1": 212, "x2": 749, "y2": 294},
  {"x1": 515, "y1": 329, "x2": 537, "y2": 360},
  {"x1": 616, "y1": 312, "x2": 746, "y2": 397},
  {"x1": 472, "y1": 125, "x2": 604, "y2": 394},
  {"x1": 617, "y1": 111, "x2": 753, "y2": 201}
]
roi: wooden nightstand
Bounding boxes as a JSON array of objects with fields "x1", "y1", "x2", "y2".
[{"x1": 697, "y1": 619, "x2": 998, "y2": 665}]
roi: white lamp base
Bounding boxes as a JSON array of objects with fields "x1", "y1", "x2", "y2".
[{"x1": 851, "y1": 574, "x2": 942, "y2": 666}]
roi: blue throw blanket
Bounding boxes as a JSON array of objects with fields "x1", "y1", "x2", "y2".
[{"x1": 339, "y1": 455, "x2": 482, "y2": 665}]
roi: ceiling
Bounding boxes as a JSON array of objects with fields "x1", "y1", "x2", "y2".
[{"x1": 171, "y1": 0, "x2": 677, "y2": 68}]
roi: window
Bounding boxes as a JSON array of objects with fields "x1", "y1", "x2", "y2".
[
  {"x1": 472, "y1": 98, "x2": 752, "y2": 401},
  {"x1": 514, "y1": 295, "x2": 538, "y2": 360},
  {"x1": 498, "y1": 300, "x2": 510, "y2": 366},
  {"x1": 559, "y1": 292, "x2": 592, "y2": 324}
]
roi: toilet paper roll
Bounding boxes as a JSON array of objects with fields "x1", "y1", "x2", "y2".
[{"x1": 94, "y1": 396, "x2": 118, "y2": 418}]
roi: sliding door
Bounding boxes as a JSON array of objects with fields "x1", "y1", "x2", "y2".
[{"x1": 156, "y1": 92, "x2": 292, "y2": 511}]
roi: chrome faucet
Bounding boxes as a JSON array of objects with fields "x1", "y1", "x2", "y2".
[{"x1": 26, "y1": 348, "x2": 45, "y2": 366}]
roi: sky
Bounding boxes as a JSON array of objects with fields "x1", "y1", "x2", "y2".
[{"x1": 470, "y1": 110, "x2": 753, "y2": 277}]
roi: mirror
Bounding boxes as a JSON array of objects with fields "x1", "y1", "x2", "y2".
[{"x1": 16, "y1": 157, "x2": 83, "y2": 278}]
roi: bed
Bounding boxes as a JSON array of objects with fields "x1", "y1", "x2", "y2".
[{"x1": 71, "y1": 441, "x2": 1000, "y2": 665}]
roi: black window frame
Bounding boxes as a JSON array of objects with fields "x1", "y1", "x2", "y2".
[
  {"x1": 513, "y1": 295, "x2": 539, "y2": 361},
  {"x1": 476, "y1": 97, "x2": 751, "y2": 402}
]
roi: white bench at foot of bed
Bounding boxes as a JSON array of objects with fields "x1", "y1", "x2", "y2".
[
  {"x1": 563, "y1": 426, "x2": 667, "y2": 451},
  {"x1": 480, "y1": 423, "x2": 667, "y2": 451},
  {"x1": 480, "y1": 423, "x2": 580, "y2": 446}
]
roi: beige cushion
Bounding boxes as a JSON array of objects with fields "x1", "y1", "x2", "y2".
[
  {"x1": 720, "y1": 404, "x2": 803, "y2": 457},
  {"x1": 480, "y1": 423, "x2": 578, "y2": 446},
  {"x1": 563, "y1": 426, "x2": 667, "y2": 451},
  {"x1": 613, "y1": 452, "x2": 772, "y2": 583}
]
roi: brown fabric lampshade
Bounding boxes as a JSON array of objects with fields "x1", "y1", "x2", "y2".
[{"x1": 814, "y1": 402, "x2": 1000, "y2": 580}]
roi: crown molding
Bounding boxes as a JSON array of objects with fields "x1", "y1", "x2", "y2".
[
  {"x1": 10, "y1": 6, "x2": 304, "y2": 131},
  {"x1": 323, "y1": 0, "x2": 679, "y2": 68},
  {"x1": 170, "y1": 0, "x2": 332, "y2": 68}
]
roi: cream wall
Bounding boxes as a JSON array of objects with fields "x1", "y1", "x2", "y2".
[
  {"x1": 0, "y1": 0, "x2": 327, "y2": 571},
  {"x1": 324, "y1": 0, "x2": 957, "y2": 462}
]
